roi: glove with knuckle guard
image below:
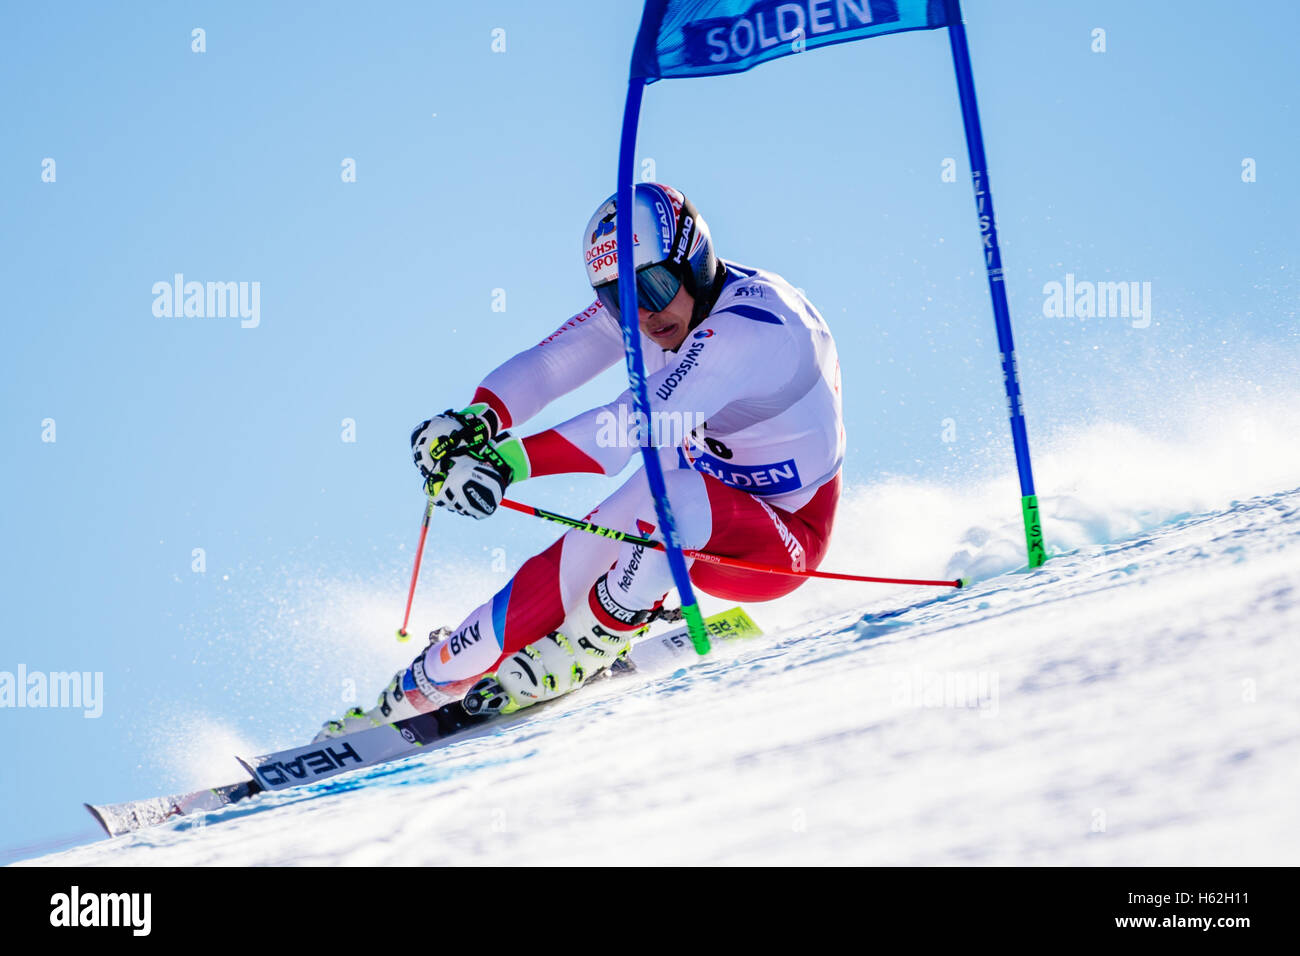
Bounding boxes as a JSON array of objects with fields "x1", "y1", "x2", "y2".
[{"x1": 410, "y1": 405, "x2": 503, "y2": 484}]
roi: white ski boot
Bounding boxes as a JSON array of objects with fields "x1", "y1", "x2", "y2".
[
  {"x1": 466, "y1": 575, "x2": 653, "y2": 716},
  {"x1": 313, "y1": 627, "x2": 460, "y2": 741}
]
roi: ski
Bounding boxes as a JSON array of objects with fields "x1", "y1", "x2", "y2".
[
  {"x1": 86, "y1": 606, "x2": 761, "y2": 835},
  {"x1": 237, "y1": 605, "x2": 761, "y2": 791},
  {"x1": 85, "y1": 780, "x2": 263, "y2": 838},
  {"x1": 236, "y1": 702, "x2": 494, "y2": 792}
]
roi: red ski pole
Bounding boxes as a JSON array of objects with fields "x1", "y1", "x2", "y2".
[
  {"x1": 396, "y1": 496, "x2": 435, "y2": 641},
  {"x1": 498, "y1": 497, "x2": 965, "y2": 589}
]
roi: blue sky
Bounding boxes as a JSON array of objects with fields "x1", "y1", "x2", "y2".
[{"x1": 2, "y1": 1, "x2": 1297, "y2": 859}]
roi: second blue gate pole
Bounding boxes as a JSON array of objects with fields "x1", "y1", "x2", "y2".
[{"x1": 945, "y1": 0, "x2": 1046, "y2": 568}]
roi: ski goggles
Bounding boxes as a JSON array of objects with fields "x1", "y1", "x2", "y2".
[{"x1": 594, "y1": 263, "x2": 681, "y2": 320}]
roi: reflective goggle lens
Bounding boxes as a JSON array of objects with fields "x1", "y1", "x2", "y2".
[{"x1": 594, "y1": 264, "x2": 681, "y2": 320}]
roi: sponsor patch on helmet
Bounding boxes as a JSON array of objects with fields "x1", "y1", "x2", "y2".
[
  {"x1": 654, "y1": 200, "x2": 674, "y2": 249},
  {"x1": 590, "y1": 211, "x2": 615, "y2": 244}
]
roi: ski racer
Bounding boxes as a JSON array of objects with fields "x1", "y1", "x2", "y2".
[{"x1": 317, "y1": 182, "x2": 845, "y2": 738}]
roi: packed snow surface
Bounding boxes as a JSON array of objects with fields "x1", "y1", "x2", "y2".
[{"x1": 25, "y1": 487, "x2": 1300, "y2": 865}]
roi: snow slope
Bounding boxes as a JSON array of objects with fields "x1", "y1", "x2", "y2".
[{"x1": 22, "y1": 486, "x2": 1300, "y2": 866}]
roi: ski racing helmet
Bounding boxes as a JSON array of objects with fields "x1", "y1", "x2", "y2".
[{"x1": 583, "y1": 183, "x2": 725, "y2": 325}]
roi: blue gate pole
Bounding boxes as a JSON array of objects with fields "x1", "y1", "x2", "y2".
[
  {"x1": 944, "y1": 0, "x2": 1046, "y2": 568},
  {"x1": 614, "y1": 77, "x2": 711, "y2": 652}
]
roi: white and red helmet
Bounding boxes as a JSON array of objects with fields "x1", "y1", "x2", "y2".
[{"x1": 582, "y1": 183, "x2": 720, "y2": 321}]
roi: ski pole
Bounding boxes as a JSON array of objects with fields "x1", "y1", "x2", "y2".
[
  {"x1": 498, "y1": 497, "x2": 965, "y2": 589},
  {"x1": 396, "y1": 496, "x2": 436, "y2": 641},
  {"x1": 394, "y1": 416, "x2": 497, "y2": 642}
]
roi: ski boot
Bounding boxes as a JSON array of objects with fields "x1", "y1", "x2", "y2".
[
  {"x1": 313, "y1": 627, "x2": 463, "y2": 741},
  {"x1": 465, "y1": 575, "x2": 654, "y2": 716}
]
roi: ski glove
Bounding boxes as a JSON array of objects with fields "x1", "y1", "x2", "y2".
[
  {"x1": 432, "y1": 447, "x2": 513, "y2": 519},
  {"x1": 411, "y1": 405, "x2": 502, "y2": 483}
]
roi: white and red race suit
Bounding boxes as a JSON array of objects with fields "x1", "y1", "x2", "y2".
[{"x1": 421, "y1": 260, "x2": 845, "y2": 684}]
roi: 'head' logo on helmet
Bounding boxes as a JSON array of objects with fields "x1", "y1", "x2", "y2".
[{"x1": 582, "y1": 183, "x2": 720, "y2": 322}]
